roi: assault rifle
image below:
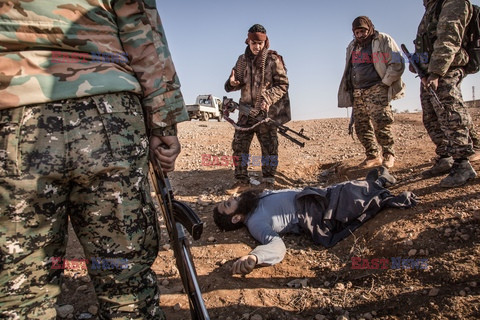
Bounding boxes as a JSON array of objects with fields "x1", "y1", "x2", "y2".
[
  {"x1": 401, "y1": 44, "x2": 444, "y2": 109},
  {"x1": 222, "y1": 96, "x2": 310, "y2": 147},
  {"x1": 149, "y1": 156, "x2": 210, "y2": 320},
  {"x1": 348, "y1": 112, "x2": 355, "y2": 139}
]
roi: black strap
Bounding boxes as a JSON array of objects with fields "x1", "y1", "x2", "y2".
[{"x1": 435, "y1": 0, "x2": 446, "y2": 18}]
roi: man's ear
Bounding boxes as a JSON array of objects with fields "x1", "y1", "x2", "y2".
[{"x1": 231, "y1": 214, "x2": 243, "y2": 224}]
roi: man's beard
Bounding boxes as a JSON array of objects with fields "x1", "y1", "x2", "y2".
[
  {"x1": 355, "y1": 35, "x2": 371, "y2": 46},
  {"x1": 234, "y1": 190, "x2": 262, "y2": 216}
]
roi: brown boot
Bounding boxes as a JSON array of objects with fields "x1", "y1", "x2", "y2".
[
  {"x1": 382, "y1": 154, "x2": 395, "y2": 169},
  {"x1": 360, "y1": 155, "x2": 382, "y2": 168}
]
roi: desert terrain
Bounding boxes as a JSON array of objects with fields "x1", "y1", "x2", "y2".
[{"x1": 58, "y1": 109, "x2": 479, "y2": 320}]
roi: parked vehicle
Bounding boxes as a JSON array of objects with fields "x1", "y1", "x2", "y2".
[{"x1": 186, "y1": 95, "x2": 223, "y2": 121}]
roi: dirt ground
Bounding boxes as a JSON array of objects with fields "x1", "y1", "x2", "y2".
[{"x1": 58, "y1": 109, "x2": 479, "y2": 320}]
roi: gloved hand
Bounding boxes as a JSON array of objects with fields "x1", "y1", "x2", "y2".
[{"x1": 232, "y1": 255, "x2": 257, "y2": 275}]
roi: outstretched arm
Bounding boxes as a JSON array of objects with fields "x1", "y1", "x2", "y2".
[
  {"x1": 231, "y1": 224, "x2": 287, "y2": 275},
  {"x1": 232, "y1": 255, "x2": 257, "y2": 275}
]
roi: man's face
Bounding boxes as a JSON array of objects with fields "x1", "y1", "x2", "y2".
[
  {"x1": 248, "y1": 40, "x2": 265, "y2": 56},
  {"x1": 217, "y1": 196, "x2": 239, "y2": 215},
  {"x1": 354, "y1": 28, "x2": 369, "y2": 42}
]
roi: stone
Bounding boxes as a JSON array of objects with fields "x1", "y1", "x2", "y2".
[
  {"x1": 428, "y1": 288, "x2": 440, "y2": 296},
  {"x1": 56, "y1": 305, "x2": 74, "y2": 318},
  {"x1": 87, "y1": 305, "x2": 98, "y2": 315}
]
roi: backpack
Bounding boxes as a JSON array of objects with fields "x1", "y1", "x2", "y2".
[{"x1": 436, "y1": 0, "x2": 480, "y2": 74}]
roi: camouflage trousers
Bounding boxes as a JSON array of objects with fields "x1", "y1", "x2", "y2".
[
  {"x1": 232, "y1": 117, "x2": 278, "y2": 181},
  {"x1": 353, "y1": 83, "x2": 395, "y2": 158},
  {"x1": 420, "y1": 68, "x2": 475, "y2": 159},
  {"x1": 0, "y1": 93, "x2": 164, "y2": 319}
]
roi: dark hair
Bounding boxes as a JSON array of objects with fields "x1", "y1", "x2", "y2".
[
  {"x1": 213, "y1": 206, "x2": 244, "y2": 231},
  {"x1": 213, "y1": 190, "x2": 262, "y2": 231},
  {"x1": 248, "y1": 24, "x2": 266, "y2": 34}
]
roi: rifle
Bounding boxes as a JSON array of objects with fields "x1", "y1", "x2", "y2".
[
  {"x1": 149, "y1": 156, "x2": 210, "y2": 320},
  {"x1": 222, "y1": 96, "x2": 310, "y2": 147},
  {"x1": 401, "y1": 44, "x2": 444, "y2": 109},
  {"x1": 348, "y1": 111, "x2": 355, "y2": 139}
]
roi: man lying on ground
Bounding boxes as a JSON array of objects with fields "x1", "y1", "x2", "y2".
[{"x1": 213, "y1": 167, "x2": 417, "y2": 275}]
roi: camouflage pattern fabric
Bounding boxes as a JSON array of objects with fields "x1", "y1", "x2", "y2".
[
  {"x1": 0, "y1": 93, "x2": 164, "y2": 319},
  {"x1": 415, "y1": 0, "x2": 472, "y2": 76},
  {"x1": 420, "y1": 68, "x2": 475, "y2": 159},
  {"x1": 353, "y1": 83, "x2": 395, "y2": 158},
  {"x1": 0, "y1": 0, "x2": 189, "y2": 130},
  {"x1": 470, "y1": 121, "x2": 479, "y2": 150},
  {"x1": 232, "y1": 117, "x2": 278, "y2": 181},
  {"x1": 225, "y1": 49, "x2": 291, "y2": 125}
]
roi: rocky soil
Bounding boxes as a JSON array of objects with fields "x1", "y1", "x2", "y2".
[{"x1": 58, "y1": 110, "x2": 479, "y2": 320}]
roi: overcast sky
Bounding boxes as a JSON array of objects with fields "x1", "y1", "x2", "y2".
[{"x1": 157, "y1": 0, "x2": 480, "y2": 120}]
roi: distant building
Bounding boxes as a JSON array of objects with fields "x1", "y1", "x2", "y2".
[{"x1": 464, "y1": 99, "x2": 480, "y2": 108}]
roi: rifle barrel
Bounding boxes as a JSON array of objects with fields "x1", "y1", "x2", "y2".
[{"x1": 278, "y1": 131, "x2": 305, "y2": 148}]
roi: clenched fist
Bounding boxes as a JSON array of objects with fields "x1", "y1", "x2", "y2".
[{"x1": 232, "y1": 255, "x2": 257, "y2": 275}]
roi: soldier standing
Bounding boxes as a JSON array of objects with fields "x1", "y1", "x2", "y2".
[
  {"x1": 414, "y1": 0, "x2": 477, "y2": 187},
  {"x1": 0, "y1": 1, "x2": 188, "y2": 319},
  {"x1": 225, "y1": 24, "x2": 291, "y2": 194},
  {"x1": 338, "y1": 16, "x2": 406, "y2": 169}
]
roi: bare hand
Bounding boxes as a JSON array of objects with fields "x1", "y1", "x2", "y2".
[
  {"x1": 408, "y1": 63, "x2": 416, "y2": 74},
  {"x1": 149, "y1": 135, "x2": 181, "y2": 172},
  {"x1": 249, "y1": 107, "x2": 260, "y2": 117},
  {"x1": 421, "y1": 75, "x2": 439, "y2": 91},
  {"x1": 229, "y1": 69, "x2": 240, "y2": 87},
  {"x1": 232, "y1": 255, "x2": 257, "y2": 275},
  {"x1": 259, "y1": 101, "x2": 268, "y2": 112}
]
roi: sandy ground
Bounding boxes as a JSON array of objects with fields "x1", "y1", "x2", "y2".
[{"x1": 58, "y1": 109, "x2": 479, "y2": 320}]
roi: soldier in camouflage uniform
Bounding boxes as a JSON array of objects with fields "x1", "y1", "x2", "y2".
[
  {"x1": 338, "y1": 16, "x2": 405, "y2": 169},
  {"x1": 414, "y1": 0, "x2": 477, "y2": 187},
  {"x1": 225, "y1": 24, "x2": 290, "y2": 193},
  {"x1": 0, "y1": 1, "x2": 189, "y2": 319}
]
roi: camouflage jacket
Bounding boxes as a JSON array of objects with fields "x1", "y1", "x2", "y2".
[
  {"x1": 225, "y1": 48, "x2": 291, "y2": 125},
  {"x1": 415, "y1": 0, "x2": 473, "y2": 77},
  {"x1": 0, "y1": 0, "x2": 189, "y2": 131}
]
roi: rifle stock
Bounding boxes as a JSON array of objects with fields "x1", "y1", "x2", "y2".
[{"x1": 149, "y1": 158, "x2": 210, "y2": 320}]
